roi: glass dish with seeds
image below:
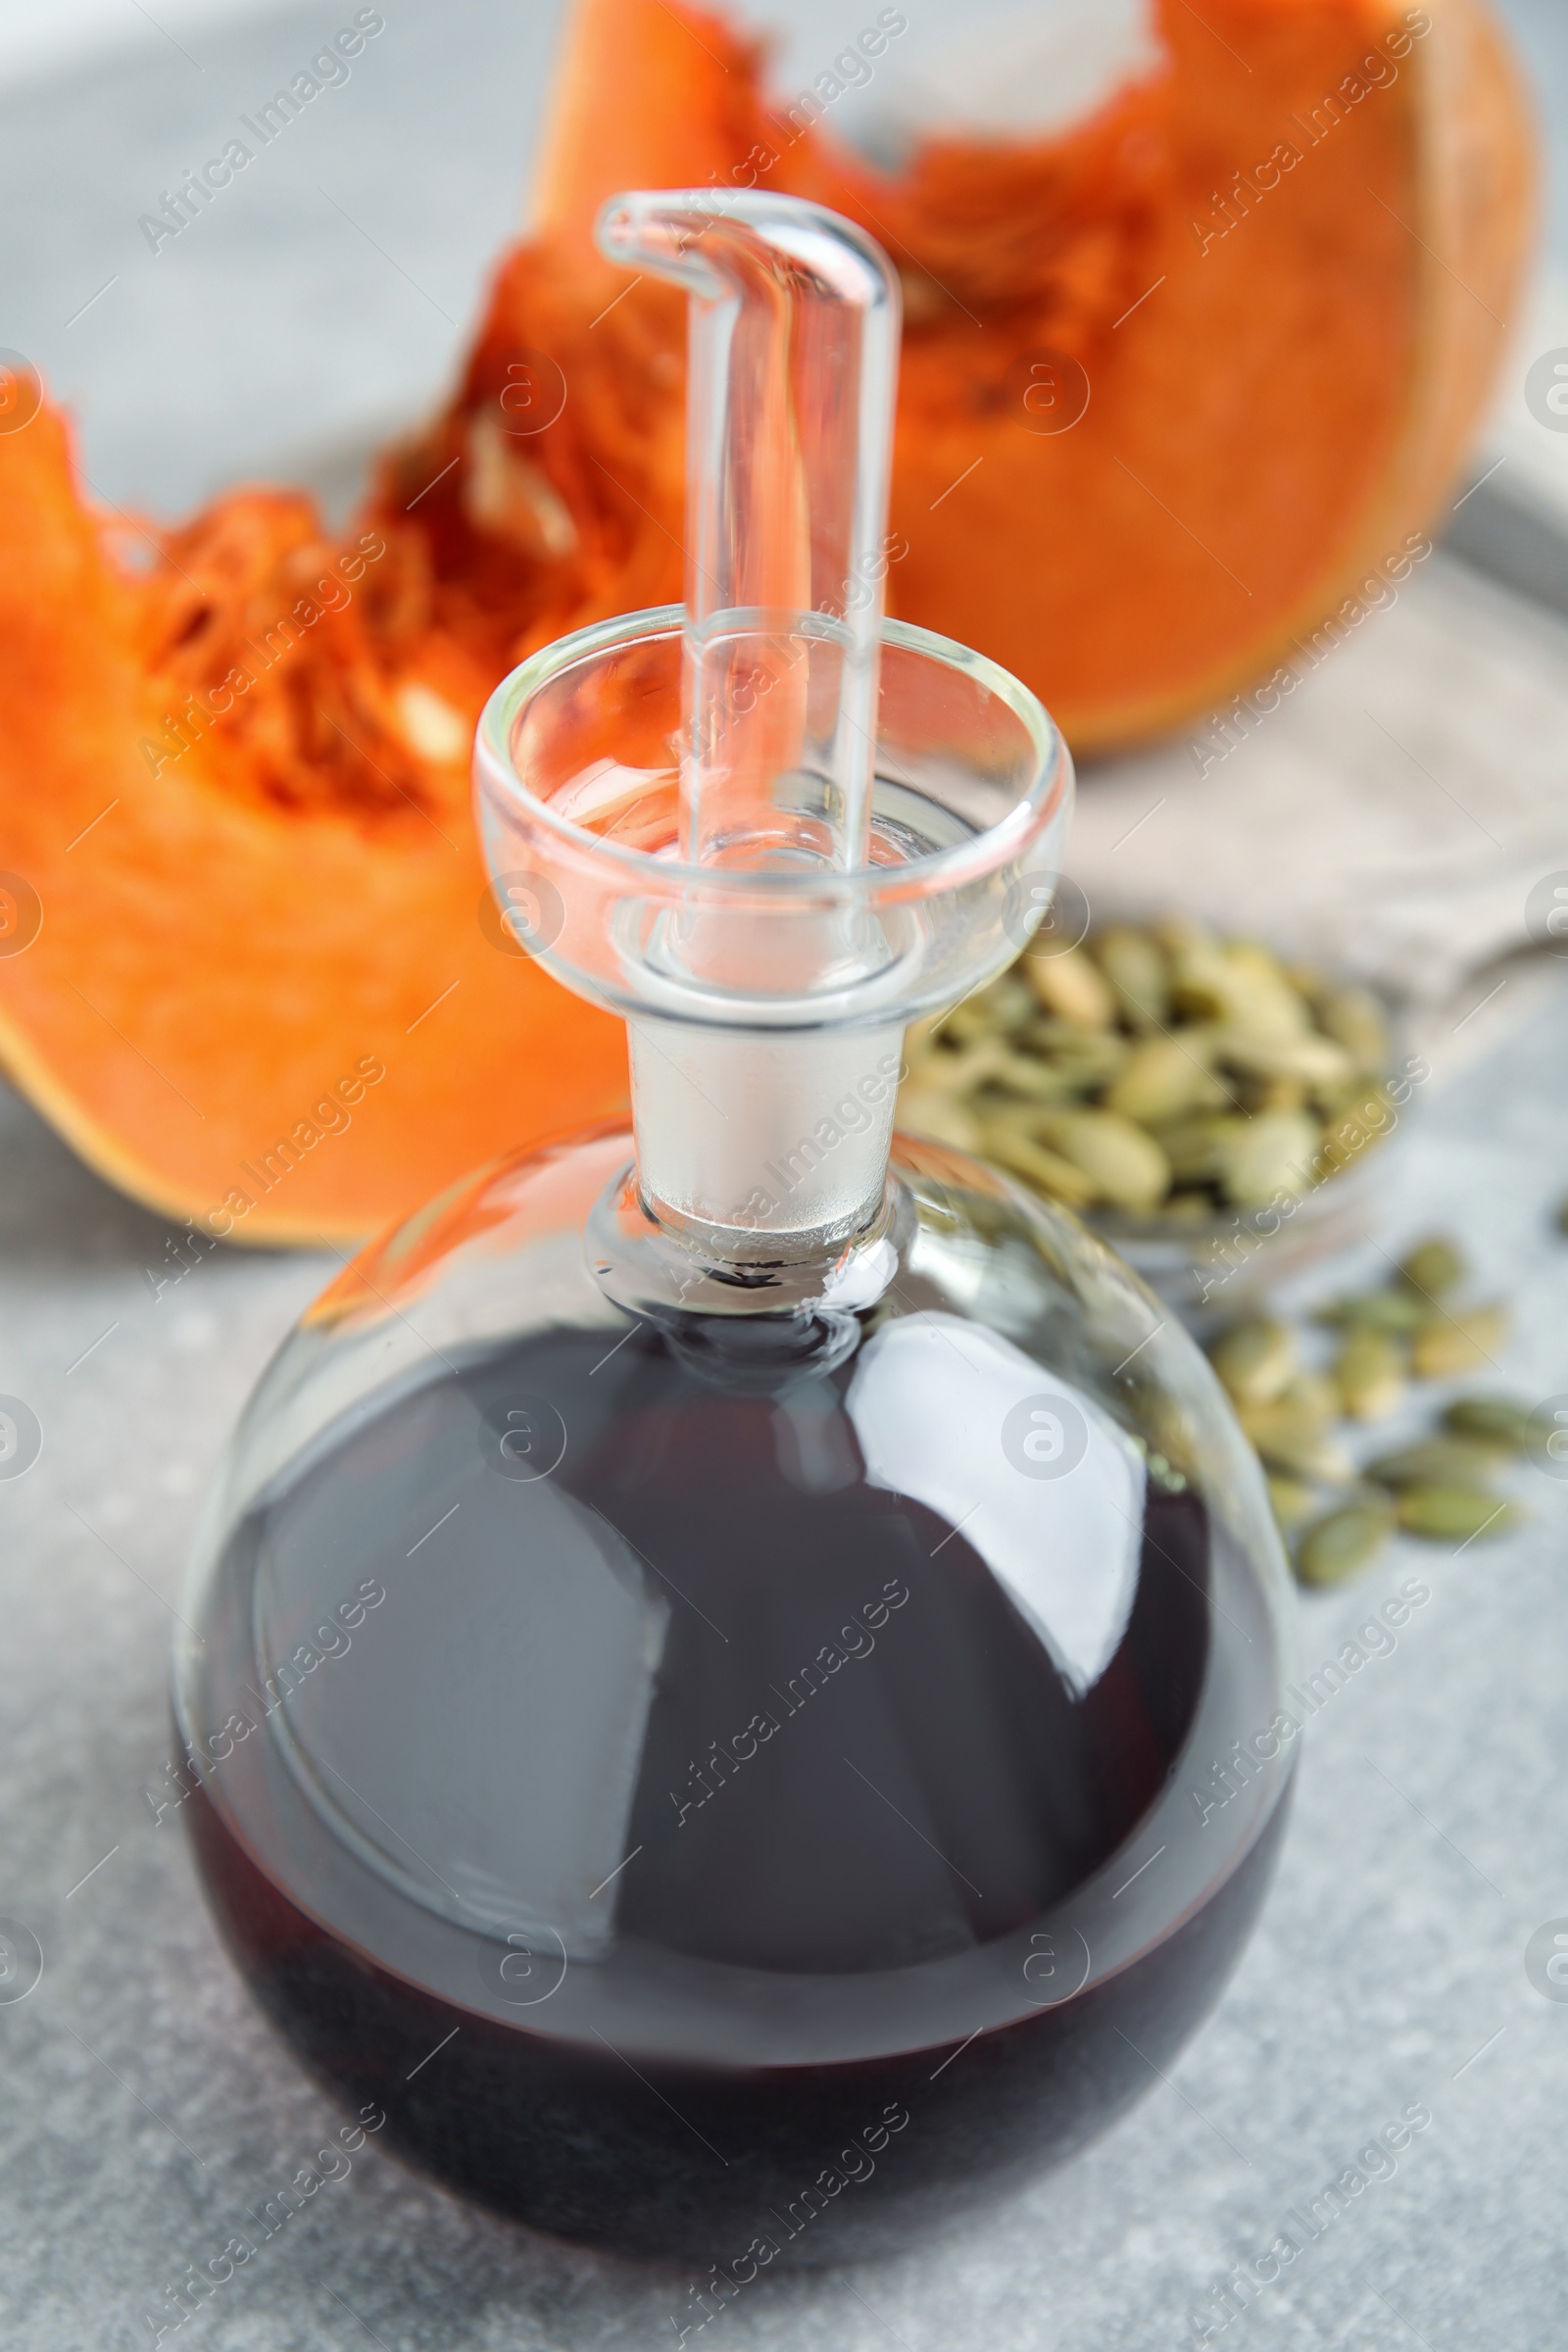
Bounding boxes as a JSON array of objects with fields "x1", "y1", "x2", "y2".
[{"x1": 898, "y1": 918, "x2": 1418, "y2": 1322}]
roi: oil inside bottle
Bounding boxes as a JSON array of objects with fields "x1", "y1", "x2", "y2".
[{"x1": 184, "y1": 1313, "x2": 1290, "y2": 2264}]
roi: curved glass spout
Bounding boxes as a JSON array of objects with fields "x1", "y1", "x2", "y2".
[
  {"x1": 477, "y1": 197, "x2": 1068, "y2": 1271},
  {"x1": 595, "y1": 190, "x2": 901, "y2": 874}
]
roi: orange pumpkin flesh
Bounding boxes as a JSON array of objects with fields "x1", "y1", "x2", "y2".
[
  {"x1": 0, "y1": 0, "x2": 1532, "y2": 1244},
  {"x1": 0, "y1": 409, "x2": 627, "y2": 1247}
]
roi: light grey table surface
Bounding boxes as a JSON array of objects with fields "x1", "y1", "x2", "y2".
[{"x1": 3, "y1": 5, "x2": 1568, "y2": 2347}]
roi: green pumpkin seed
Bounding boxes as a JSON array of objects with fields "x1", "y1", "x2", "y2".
[
  {"x1": 1267, "y1": 1474, "x2": 1319, "y2": 1535},
  {"x1": 1150, "y1": 1112, "x2": 1243, "y2": 1184},
  {"x1": 1332, "y1": 1325, "x2": 1406, "y2": 1421},
  {"x1": 1033, "y1": 1109, "x2": 1170, "y2": 1211},
  {"x1": 1297, "y1": 1499, "x2": 1396, "y2": 1588},
  {"x1": 1217, "y1": 942, "x2": 1316, "y2": 1039},
  {"x1": 1021, "y1": 1020, "x2": 1130, "y2": 1087},
  {"x1": 1396, "y1": 1485, "x2": 1523, "y2": 1543},
  {"x1": 980, "y1": 1122, "x2": 1101, "y2": 1207},
  {"x1": 1316, "y1": 1085, "x2": 1396, "y2": 1172},
  {"x1": 1279, "y1": 1371, "x2": 1341, "y2": 1426},
  {"x1": 1164, "y1": 932, "x2": 1233, "y2": 1023},
  {"x1": 1218, "y1": 1109, "x2": 1320, "y2": 1208},
  {"x1": 984, "y1": 974, "x2": 1037, "y2": 1030},
  {"x1": 898, "y1": 1089, "x2": 982, "y2": 1152},
  {"x1": 1410, "y1": 1303, "x2": 1509, "y2": 1380},
  {"x1": 1313, "y1": 1289, "x2": 1426, "y2": 1333},
  {"x1": 1211, "y1": 1029, "x2": 1354, "y2": 1088},
  {"x1": 1208, "y1": 1318, "x2": 1297, "y2": 1406},
  {"x1": 1022, "y1": 946, "x2": 1117, "y2": 1030},
  {"x1": 1104, "y1": 1035, "x2": 1225, "y2": 1124},
  {"x1": 1091, "y1": 926, "x2": 1170, "y2": 1032},
  {"x1": 1397, "y1": 1235, "x2": 1467, "y2": 1299},
  {"x1": 1238, "y1": 1398, "x2": 1353, "y2": 1483},
  {"x1": 1238, "y1": 1075, "x2": 1307, "y2": 1115},
  {"x1": 983, "y1": 1052, "x2": 1082, "y2": 1104},
  {"x1": 1440, "y1": 1395, "x2": 1538, "y2": 1453},
  {"x1": 1314, "y1": 985, "x2": 1391, "y2": 1072},
  {"x1": 933, "y1": 997, "x2": 1000, "y2": 1047},
  {"x1": 1364, "y1": 1437, "x2": 1515, "y2": 1489},
  {"x1": 943, "y1": 976, "x2": 1031, "y2": 1041},
  {"x1": 905, "y1": 1036, "x2": 1007, "y2": 1094}
]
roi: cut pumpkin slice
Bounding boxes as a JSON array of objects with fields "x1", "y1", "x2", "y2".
[{"x1": 0, "y1": 410, "x2": 627, "y2": 1247}]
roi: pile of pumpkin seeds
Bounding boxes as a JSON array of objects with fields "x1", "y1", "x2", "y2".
[
  {"x1": 899, "y1": 919, "x2": 1395, "y2": 1219},
  {"x1": 1205, "y1": 1233, "x2": 1535, "y2": 1588},
  {"x1": 898, "y1": 917, "x2": 1553, "y2": 1590}
]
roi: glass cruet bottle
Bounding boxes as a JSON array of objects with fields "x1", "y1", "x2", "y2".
[{"x1": 173, "y1": 188, "x2": 1298, "y2": 2268}]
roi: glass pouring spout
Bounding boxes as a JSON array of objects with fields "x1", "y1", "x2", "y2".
[
  {"x1": 473, "y1": 192, "x2": 1073, "y2": 1278},
  {"x1": 595, "y1": 188, "x2": 898, "y2": 874}
]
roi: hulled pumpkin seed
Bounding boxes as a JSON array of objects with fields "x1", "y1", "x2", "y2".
[
  {"x1": 898, "y1": 1090, "x2": 982, "y2": 1152},
  {"x1": 981, "y1": 1123, "x2": 1101, "y2": 1207},
  {"x1": 1021, "y1": 1020, "x2": 1130, "y2": 1088},
  {"x1": 1332, "y1": 1325, "x2": 1407, "y2": 1421},
  {"x1": 1210, "y1": 1029, "x2": 1354, "y2": 1089},
  {"x1": 1315, "y1": 985, "x2": 1391, "y2": 1073},
  {"x1": 1409, "y1": 1303, "x2": 1509, "y2": 1380},
  {"x1": 1278, "y1": 1370, "x2": 1340, "y2": 1426},
  {"x1": 1034, "y1": 1108, "x2": 1171, "y2": 1211},
  {"x1": 1022, "y1": 946, "x2": 1117, "y2": 1030},
  {"x1": 1364, "y1": 1436, "x2": 1515, "y2": 1489},
  {"x1": 983, "y1": 1052, "x2": 1082, "y2": 1104},
  {"x1": 1212, "y1": 942, "x2": 1315, "y2": 1040},
  {"x1": 1237, "y1": 1074, "x2": 1308, "y2": 1115},
  {"x1": 1091, "y1": 926, "x2": 1170, "y2": 1032},
  {"x1": 1208, "y1": 1318, "x2": 1298, "y2": 1406},
  {"x1": 907, "y1": 1037, "x2": 1010, "y2": 1094},
  {"x1": 1163, "y1": 930, "x2": 1232, "y2": 1022},
  {"x1": 1150, "y1": 1112, "x2": 1242, "y2": 1184},
  {"x1": 1297, "y1": 1499, "x2": 1396, "y2": 1588},
  {"x1": 1267, "y1": 1474, "x2": 1319, "y2": 1534},
  {"x1": 1313, "y1": 1288, "x2": 1426, "y2": 1333},
  {"x1": 1104, "y1": 1035, "x2": 1225, "y2": 1124},
  {"x1": 1397, "y1": 1234, "x2": 1467, "y2": 1299},
  {"x1": 1440, "y1": 1395, "x2": 1538, "y2": 1452},
  {"x1": 984, "y1": 974, "x2": 1036, "y2": 1030},
  {"x1": 1316, "y1": 1086, "x2": 1396, "y2": 1172},
  {"x1": 1238, "y1": 1397, "x2": 1353, "y2": 1484},
  {"x1": 1396, "y1": 1485, "x2": 1523, "y2": 1544},
  {"x1": 932, "y1": 996, "x2": 1002, "y2": 1047},
  {"x1": 1218, "y1": 1109, "x2": 1320, "y2": 1207}
]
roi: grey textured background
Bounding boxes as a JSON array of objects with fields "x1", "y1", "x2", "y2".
[{"x1": 2, "y1": 3, "x2": 1567, "y2": 2346}]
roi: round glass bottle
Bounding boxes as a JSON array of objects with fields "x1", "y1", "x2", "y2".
[{"x1": 173, "y1": 192, "x2": 1298, "y2": 2268}]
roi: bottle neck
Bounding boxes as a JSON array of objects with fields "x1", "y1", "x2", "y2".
[{"x1": 626, "y1": 1017, "x2": 906, "y2": 1265}]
